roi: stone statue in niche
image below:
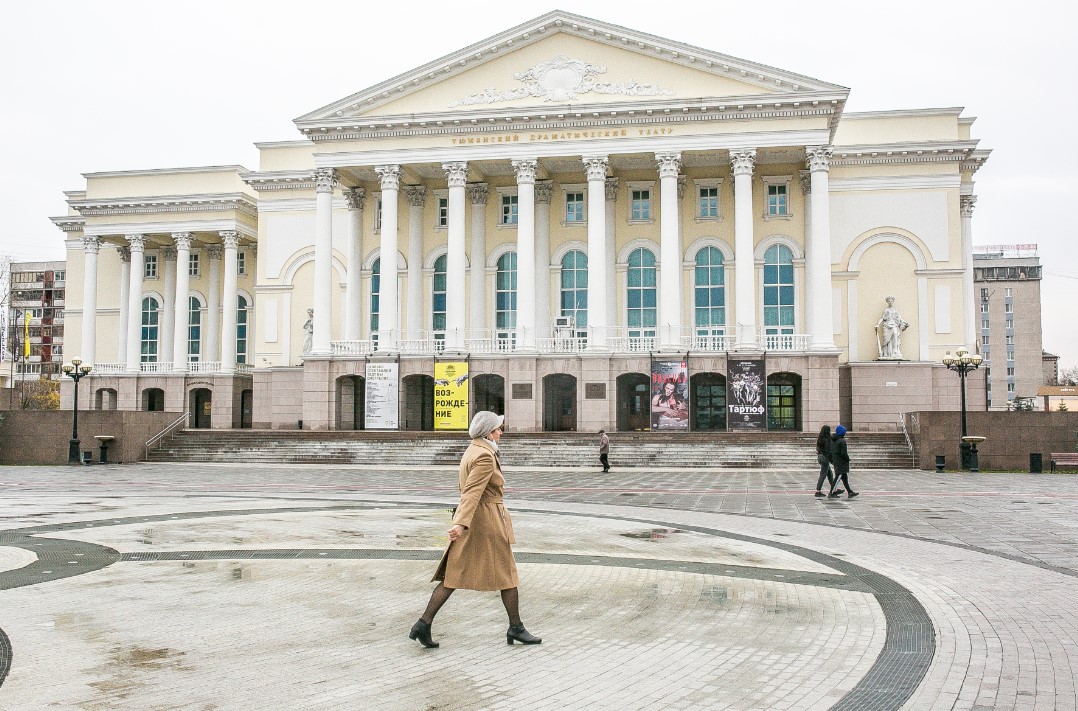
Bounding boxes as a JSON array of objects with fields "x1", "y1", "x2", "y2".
[
  {"x1": 875, "y1": 296, "x2": 909, "y2": 360},
  {"x1": 302, "y1": 308, "x2": 314, "y2": 356}
]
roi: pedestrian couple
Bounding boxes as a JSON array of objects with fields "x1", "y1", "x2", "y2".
[{"x1": 815, "y1": 424, "x2": 858, "y2": 499}]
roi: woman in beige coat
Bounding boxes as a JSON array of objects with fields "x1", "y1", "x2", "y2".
[{"x1": 409, "y1": 411, "x2": 541, "y2": 648}]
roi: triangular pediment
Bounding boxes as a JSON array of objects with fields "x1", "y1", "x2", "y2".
[{"x1": 296, "y1": 11, "x2": 847, "y2": 128}]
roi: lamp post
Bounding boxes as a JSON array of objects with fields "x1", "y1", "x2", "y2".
[
  {"x1": 942, "y1": 347, "x2": 983, "y2": 470},
  {"x1": 62, "y1": 357, "x2": 93, "y2": 464}
]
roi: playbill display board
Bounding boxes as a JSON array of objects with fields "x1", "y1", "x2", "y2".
[
  {"x1": 364, "y1": 362, "x2": 399, "y2": 429},
  {"x1": 727, "y1": 359, "x2": 766, "y2": 431},
  {"x1": 434, "y1": 362, "x2": 469, "y2": 430},
  {"x1": 651, "y1": 360, "x2": 689, "y2": 430}
]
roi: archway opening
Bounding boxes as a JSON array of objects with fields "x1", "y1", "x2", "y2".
[
  {"x1": 190, "y1": 388, "x2": 212, "y2": 428},
  {"x1": 142, "y1": 388, "x2": 165, "y2": 412},
  {"x1": 402, "y1": 374, "x2": 434, "y2": 431},
  {"x1": 766, "y1": 372, "x2": 802, "y2": 431},
  {"x1": 336, "y1": 376, "x2": 365, "y2": 430},
  {"x1": 542, "y1": 374, "x2": 577, "y2": 431},
  {"x1": 691, "y1": 372, "x2": 727, "y2": 431},
  {"x1": 95, "y1": 388, "x2": 117, "y2": 411},
  {"x1": 240, "y1": 389, "x2": 253, "y2": 429},
  {"x1": 616, "y1": 373, "x2": 650, "y2": 431},
  {"x1": 473, "y1": 374, "x2": 505, "y2": 416}
]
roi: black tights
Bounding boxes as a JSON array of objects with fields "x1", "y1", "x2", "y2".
[
  {"x1": 420, "y1": 583, "x2": 521, "y2": 626},
  {"x1": 830, "y1": 472, "x2": 853, "y2": 495}
]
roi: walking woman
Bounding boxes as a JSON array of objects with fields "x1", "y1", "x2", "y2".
[
  {"x1": 828, "y1": 425, "x2": 859, "y2": 499},
  {"x1": 814, "y1": 425, "x2": 837, "y2": 497},
  {"x1": 409, "y1": 411, "x2": 542, "y2": 648}
]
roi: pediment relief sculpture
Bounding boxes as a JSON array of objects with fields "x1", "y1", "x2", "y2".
[{"x1": 449, "y1": 55, "x2": 674, "y2": 107}]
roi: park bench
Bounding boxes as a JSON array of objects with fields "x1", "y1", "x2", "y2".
[{"x1": 1049, "y1": 453, "x2": 1078, "y2": 473}]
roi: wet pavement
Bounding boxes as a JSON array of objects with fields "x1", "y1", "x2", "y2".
[{"x1": 0, "y1": 462, "x2": 1075, "y2": 710}]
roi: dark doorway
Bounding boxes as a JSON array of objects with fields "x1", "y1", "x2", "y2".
[
  {"x1": 766, "y1": 372, "x2": 802, "y2": 431},
  {"x1": 473, "y1": 374, "x2": 505, "y2": 415},
  {"x1": 240, "y1": 389, "x2": 253, "y2": 429},
  {"x1": 335, "y1": 376, "x2": 365, "y2": 430},
  {"x1": 191, "y1": 388, "x2": 212, "y2": 429},
  {"x1": 691, "y1": 372, "x2": 727, "y2": 431},
  {"x1": 402, "y1": 374, "x2": 434, "y2": 431},
  {"x1": 142, "y1": 388, "x2": 165, "y2": 412},
  {"x1": 542, "y1": 374, "x2": 577, "y2": 431},
  {"x1": 616, "y1": 373, "x2": 650, "y2": 431}
]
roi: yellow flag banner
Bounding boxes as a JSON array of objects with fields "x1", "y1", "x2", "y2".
[
  {"x1": 433, "y1": 362, "x2": 469, "y2": 431},
  {"x1": 23, "y1": 311, "x2": 31, "y2": 358}
]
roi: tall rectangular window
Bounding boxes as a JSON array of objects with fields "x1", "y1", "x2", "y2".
[
  {"x1": 980, "y1": 288, "x2": 989, "y2": 300},
  {"x1": 767, "y1": 184, "x2": 788, "y2": 216},
  {"x1": 698, "y1": 187, "x2": 719, "y2": 218},
  {"x1": 375, "y1": 198, "x2": 382, "y2": 231},
  {"x1": 144, "y1": 254, "x2": 158, "y2": 279},
  {"x1": 437, "y1": 197, "x2": 448, "y2": 228},
  {"x1": 501, "y1": 195, "x2": 518, "y2": 225},
  {"x1": 630, "y1": 189, "x2": 651, "y2": 221},
  {"x1": 565, "y1": 192, "x2": 585, "y2": 222},
  {"x1": 237, "y1": 252, "x2": 246, "y2": 276},
  {"x1": 189, "y1": 253, "x2": 200, "y2": 277}
]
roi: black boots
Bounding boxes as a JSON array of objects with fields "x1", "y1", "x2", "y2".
[
  {"x1": 507, "y1": 624, "x2": 542, "y2": 645},
  {"x1": 408, "y1": 619, "x2": 439, "y2": 648}
]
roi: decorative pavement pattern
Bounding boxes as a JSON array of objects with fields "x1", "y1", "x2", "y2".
[{"x1": 0, "y1": 461, "x2": 1075, "y2": 710}]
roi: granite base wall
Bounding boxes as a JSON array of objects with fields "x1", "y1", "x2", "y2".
[{"x1": 905, "y1": 410, "x2": 1078, "y2": 471}]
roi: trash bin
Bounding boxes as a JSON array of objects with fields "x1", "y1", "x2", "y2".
[
  {"x1": 935, "y1": 455, "x2": 945, "y2": 473},
  {"x1": 81, "y1": 451, "x2": 93, "y2": 465},
  {"x1": 1030, "y1": 453, "x2": 1042, "y2": 474}
]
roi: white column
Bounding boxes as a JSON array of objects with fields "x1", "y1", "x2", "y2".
[
  {"x1": 535, "y1": 180, "x2": 553, "y2": 339},
  {"x1": 806, "y1": 146, "x2": 836, "y2": 350},
  {"x1": 512, "y1": 159, "x2": 537, "y2": 351},
  {"x1": 116, "y1": 246, "x2": 130, "y2": 363},
  {"x1": 220, "y1": 231, "x2": 239, "y2": 373},
  {"x1": 604, "y1": 177, "x2": 618, "y2": 335},
  {"x1": 80, "y1": 236, "x2": 99, "y2": 365},
  {"x1": 172, "y1": 232, "x2": 192, "y2": 372},
  {"x1": 731, "y1": 149, "x2": 758, "y2": 349},
  {"x1": 124, "y1": 234, "x2": 146, "y2": 372},
  {"x1": 961, "y1": 195, "x2": 977, "y2": 349},
  {"x1": 584, "y1": 156, "x2": 609, "y2": 350},
  {"x1": 206, "y1": 245, "x2": 222, "y2": 366},
  {"x1": 442, "y1": 162, "x2": 468, "y2": 351},
  {"x1": 160, "y1": 246, "x2": 176, "y2": 367},
  {"x1": 403, "y1": 185, "x2": 427, "y2": 339},
  {"x1": 800, "y1": 170, "x2": 814, "y2": 340},
  {"x1": 375, "y1": 165, "x2": 401, "y2": 351},
  {"x1": 312, "y1": 168, "x2": 335, "y2": 355},
  {"x1": 656, "y1": 152, "x2": 683, "y2": 349},
  {"x1": 343, "y1": 188, "x2": 365, "y2": 341},
  {"x1": 468, "y1": 183, "x2": 489, "y2": 338}
]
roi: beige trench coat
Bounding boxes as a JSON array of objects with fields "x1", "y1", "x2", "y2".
[{"x1": 432, "y1": 437, "x2": 519, "y2": 591}]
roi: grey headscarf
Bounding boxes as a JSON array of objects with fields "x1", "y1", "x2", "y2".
[{"x1": 468, "y1": 410, "x2": 504, "y2": 440}]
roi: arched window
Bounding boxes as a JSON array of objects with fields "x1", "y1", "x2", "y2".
[
  {"x1": 694, "y1": 247, "x2": 726, "y2": 343},
  {"x1": 188, "y1": 296, "x2": 202, "y2": 362},
  {"x1": 370, "y1": 258, "x2": 380, "y2": 347},
  {"x1": 140, "y1": 296, "x2": 159, "y2": 362},
  {"x1": 432, "y1": 254, "x2": 447, "y2": 349},
  {"x1": 495, "y1": 251, "x2": 517, "y2": 350},
  {"x1": 763, "y1": 244, "x2": 795, "y2": 337},
  {"x1": 626, "y1": 248, "x2": 657, "y2": 339},
  {"x1": 236, "y1": 295, "x2": 249, "y2": 365},
  {"x1": 560, "y1": 249, "x2": 588, "y2": 339}
]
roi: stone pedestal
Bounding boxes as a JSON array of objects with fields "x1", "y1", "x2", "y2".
[{"x1": 842, "y1": 361, "x2": 987, "y2": 432}]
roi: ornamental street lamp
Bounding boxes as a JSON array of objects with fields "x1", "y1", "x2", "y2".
[
  {"x1": 62, "y1": 357, "x2": 93, "y2": 464},
  {"x1": 942, "y1": 347, "x2": 983, "y2": 470}
]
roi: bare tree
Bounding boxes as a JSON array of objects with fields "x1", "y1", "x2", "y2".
[{"x1": 1060, "y1": 366, "x2": 1078, "y2": 386}]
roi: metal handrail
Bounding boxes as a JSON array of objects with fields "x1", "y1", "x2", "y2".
[
  {"x1": 144, "y1": 411, "x2": 190, "y2": 460},
  {"x1": 899, "y1": 414, "x2": 916, "y2": 466}
]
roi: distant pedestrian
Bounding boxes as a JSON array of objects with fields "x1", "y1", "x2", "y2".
[
  {"x1": 828, "y1": 425, "x2": 858, "y2": 499},
  {"x1": 599, "y1": 429, "x2": 610, "y2": 472},
  {"x1": 813, "y1": 425, "x2": 841, "y2": 497}
]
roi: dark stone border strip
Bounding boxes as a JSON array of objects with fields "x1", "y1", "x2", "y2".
[{"x1": 0, "y1": 627, "x2": 10, "y2": 689}]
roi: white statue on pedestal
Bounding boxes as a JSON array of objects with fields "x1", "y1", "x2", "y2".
[
  {"x1": 302, "y1": 308, "x2": 314, "y2": 356},
  {"x1": 875, "y1": 296, "x2": 909, "y2": 360}
]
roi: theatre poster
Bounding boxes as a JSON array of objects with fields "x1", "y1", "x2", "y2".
[
  {"x1": 434, "y1": 362, "x2": 469, "y2": 430},
  {"x1": 364, "y1": 362, "x2": 399, "y2": 430},
  {"x1": 727, "y1": 358, "x2": 766, "y2": 431},
  {"x1": 651, "y1": 360, "x2": 689, "y2": 430}
]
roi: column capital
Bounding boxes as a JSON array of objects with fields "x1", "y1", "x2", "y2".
[
  {"x1": 442, "y1": 161, "x2": 468, "y2": 187},
  {"x1": 604, "y1": 177, "x2": 619, "y2": 202},
  {"x1": 730, "y1": 149, "x2": 756, "y2": 176},
  {"x1": 468, "y1": 182, "x2": 490, "y2": 205},
  {"x1": 162, "y1": 246, "x2": 177, "y2": 261},
  {"x1": 960, "y1": 194, "x2": 977, "y2": 218},
  {"x1": 207, "y1": 245, "x2": 223, "y2": 260},
  {"x1": 805, "y1": 145, "x2": 834, "y2": 173},
  {"x1": 117, "y1": 246, "x2": 131, "y2": 263},
  {"x1": 171, "y1": 232, "x2": 193, "y2": 250},
  {"x1": 535, "y1": 180, "x2": 554, "y2": 204},
  {"x1": 343, "y1": 186, "x2": 366, "y2": 210},
  {"x1": 799, "y1": 169, "x2": 812, "y2": 194},
  {"x1": 219, "y1": 230, "x2": 240, "y2": 249},
  {"x1": 125, "y1": 234, "x2": 146, "y2": 251},
  {"x1": 81, "y1": 236, "x2": 100, "y2": 254},
  {"x1": 313, "y1": 168, "x2": 337, "y2": 194},
  {"x1": 511, "y1": 159, "x2": 538, "y2": 185},
  {"x1": 403, "y1": 185, "x2": 428, "y2": 207},
  {"x1": 655, "y1": 152, "x2": 682, "y2": 178},
  {"x1": 583, "y1": 156, "x2": 609, "y2": 181},
  {"x1": 375, "y1": 165, "x2": 402, "y2": 191}
]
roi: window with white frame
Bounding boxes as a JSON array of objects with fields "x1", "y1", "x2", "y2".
[
  {"x1": 763, "y1": 244, "x2": 795, "y2": 335},
  {"x1": 144, "y1": 254, "x2": 158, "y2": 279},
  {"x1": 762, "y1": 176, "x2": 792, "y2": 218},
  {"x1": 694, "y1": 178, "x2": 723, "y2": 221},
  {"x1": 189, "y1": 253, "x2": 200, "y2": 277},
  {"x1": 981, "y1": 303, "x2": 989, "y2": 314},
  {"x1": 980, "y1": 288, "x2": 989, "y2": 301},
  {"x1": 626, "y1": 247, "x2": 657, "y2": 338},
  {"x1": 694, "y1": 247, "x2": 726, "y2": 338},
  {"x1": 375, "y1": 198, "x2": 382, "y2": 232},
  {"x1": 140, "y1": 296, "x2": 159, "y2": 362},
  {"x1": 1007, "y1": 366, "x2": 1015, "y2": 377},
  {"x1": 433, "y1": 255, "x2": 447, "y2": 345},
  {"x1": 559, "y1": 250, "x2": 587, "y2": 338},
  {"x1": 1007, "y1": 381, "x2": 1016, "y2": 394},
  {"x1": 236, "y1": 295, "x2": 249, "y2": 364},
  {"x1": 496, "y1": 252, "x2": 517, "y2": 346},
  {"x1": 982, "y1": 333, "x2": 990, "y2": 346},
  {"x1": 437, "y1": 196, "x2": 448, "y2": 228},
  {"x1": 565, "y1": 191, "x2": 585, "y2": 223},
  {"x1": 629, "y1": 186, "x2": 653, "y2": 222},
  {"x1": 1005, "y1": 287, "x2": 1013, "y2": 297},
  {"x1": 501, "y1": 194, "x2": 518, "y2": 225},
  {"x1": 981, "y1": 318, "x2": 990, "y2": 330},
  {"x1": 237, "y1": 252, "x2": 246, "y2": 276},
  {"x1": 1005, "y1": 302, "x2": 1013, "y2": 314},
  {"x1": 188, "y1": 296, "x2": 202, "y2": 362},
  {"x1": 370, "y1": 258, "x2": 380, "y2": 346}
]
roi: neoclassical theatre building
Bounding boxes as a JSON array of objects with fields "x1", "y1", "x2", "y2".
[{"x1": 55, "y1": 11, "x2": 989, "y2": 433}]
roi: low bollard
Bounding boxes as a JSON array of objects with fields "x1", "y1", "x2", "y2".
[{"x1": 935, "y1": 455, "x2": 945, "y2": 473}]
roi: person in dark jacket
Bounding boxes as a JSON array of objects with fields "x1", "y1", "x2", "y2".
[
  {"x1": 828, "y1": 425, "x2": 858, "y2": 498},
  {"x1": 814, "y1": 425, "x2": 839, "y2": 497}
]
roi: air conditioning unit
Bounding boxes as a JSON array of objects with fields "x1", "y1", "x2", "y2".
[{"x1": 553, "y1": 316, "x2": 573, "y2": 328}]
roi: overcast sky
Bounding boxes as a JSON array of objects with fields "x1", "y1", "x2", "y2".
[{"x1": 2, "y1": 1, "x2": 1075, "y2": 366}]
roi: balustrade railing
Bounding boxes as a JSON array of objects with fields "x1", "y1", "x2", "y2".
[{"x1": 140, "y1": 361, "x2": 173, "y2": 373}]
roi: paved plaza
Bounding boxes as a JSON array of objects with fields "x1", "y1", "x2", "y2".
[{"x1": 0, "y1": 461, "x2": 1075, "y2": 710}]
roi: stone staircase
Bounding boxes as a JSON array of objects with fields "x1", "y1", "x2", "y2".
[{"x1": 145, "y1": 430, "x2": 915, "y2": 469}]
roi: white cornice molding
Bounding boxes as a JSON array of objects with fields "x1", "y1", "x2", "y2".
[
  {"x1": 841, "y1": 107, "x2": 965, "y2": 121},
  {"x1": 829, "y1": 175, "x2": 962, "y2": 192},
  {"x1": 82, "y1": 219, "x2": 257, "y2": 240},
  {"x1": 294, "y1": 10, "x2": 847, "y2": 129},
  {"x1": 240, "y1": 170, "x2": 318, "y2": 192},
  {"x1": 257, "y1": 197, "x2": 353, "y2": 213},
  {"x1": 69, "y1": 193, "x2": 257, "y2": 219},
  {"x1": 81, "y1": 165, "x2": 250, "y2": 179},
  {"x1": 50, "y1": 216, "x2": 85, "y2": 233},
  {"x1": 831, "y1": 141, "x2": 980, "y2": 166},
  {"x1": 961, "y1": 149, "x2": 991, "y2": 174}
]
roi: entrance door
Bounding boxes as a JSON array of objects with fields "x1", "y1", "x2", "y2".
[
  {"x1": 766, "y1": 373, "x2": 802, "y2": 431},
  {"x1": 616, "y1": 373, "x2": 650, "y2": 431},
  {"x1": 402, "y1": 374, "x2": 434, "y2": 431},
  {"x1": 191, "y1": 388, "x2": 212, "y2": 429},
  {"x1": 691, "y1": 373, "x2": 727, "y2": 431},
  {"x1": 473, "y1": 374, "x2": 505, "y2": 415},
  {"x1": 335, "y1": 376, "x2": 365, "y2": 430},
  {"x1": 240, "y1": 389, "x2": 253, "y2": 429},
  {"x1": 542, "y1": 374, "x2": 577, "y2": 431}
]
